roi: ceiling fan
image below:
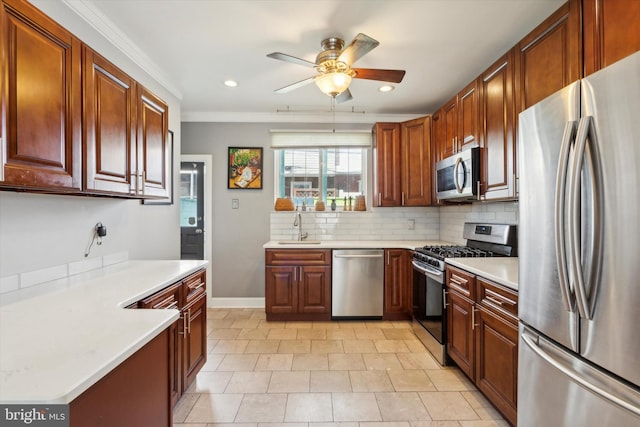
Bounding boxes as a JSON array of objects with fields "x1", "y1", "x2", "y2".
[{"x1": 267, "y1": 33, "x2": 406, "y2": 103}]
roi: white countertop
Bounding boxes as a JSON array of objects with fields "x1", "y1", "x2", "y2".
[
  {"x1": 445, "y1": 258, "x2": 519, "y2": 291},
  {"x1": 0, "y1": 260, "x2": 207, "y2": 404},
  {"x1": 263, "y1": 240, "x2": 450, "y2": 250}
]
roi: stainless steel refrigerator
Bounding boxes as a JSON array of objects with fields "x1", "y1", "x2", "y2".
[{"x1": 518, "y1": 51, "x2": 640, "y2": 426}]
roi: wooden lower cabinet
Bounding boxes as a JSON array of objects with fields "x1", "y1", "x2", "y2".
[
  {"x1": 446, "y1": 266, "x2": 518, "y2": 426},
  {"x1": 182, "y1": 291, "x2": 207, "y2": 391},
  {"x1": 383, "y1": 249, "x2": 412, "y2": 320}
]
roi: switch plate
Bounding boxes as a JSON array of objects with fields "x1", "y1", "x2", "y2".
[{"x1": 232, "y1": 199, "x2": 239, "y2": 209}]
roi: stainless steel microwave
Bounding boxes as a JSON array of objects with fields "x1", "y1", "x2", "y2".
[{"x1": 435, "y1": 147, "x2": 480, "y2": 201}]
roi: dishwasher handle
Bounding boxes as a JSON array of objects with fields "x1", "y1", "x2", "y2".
[{"x1": 334, "y1": 253, "x2": 384, "y2": 259}]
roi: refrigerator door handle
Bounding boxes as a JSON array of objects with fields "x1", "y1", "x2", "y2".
[
  {"x1": 521, "y1": 330, "x2": 640, "y2": 417},
  {"x1": 570, "y1": 116, "x2": 605, "y2": 320},
  {"x1": 555, "y1": 120, "x2": 578, "y2": 312}
]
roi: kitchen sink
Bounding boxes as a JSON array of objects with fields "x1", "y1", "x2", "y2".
[{"x1": 277, "y1": 240, "x2": 322, "y2": 245}]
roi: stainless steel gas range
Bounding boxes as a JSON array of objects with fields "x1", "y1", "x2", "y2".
[{"x1": 411, "y1": 222, "x2": 517, "y2": 364}]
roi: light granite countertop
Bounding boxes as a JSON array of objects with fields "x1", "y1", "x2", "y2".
[
  {"x1": 0, "y1": 259, "x2": 207, "y2": 404},
  {"x1": 445, "y1": 257, "x2": 519, "y2": 291},
  {"x1": 263, "y1": 240, "x2": 450, "y2": 250}
]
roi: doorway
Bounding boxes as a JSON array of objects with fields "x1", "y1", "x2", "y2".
[{"x1": 180, "y1": 161, "x2": 205, "y2": 260}]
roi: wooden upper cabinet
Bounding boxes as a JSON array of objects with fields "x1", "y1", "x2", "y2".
[
  {"x1": 83, "y1": 46, "x2": 137, "y2": 195},
  {"x1": 583, "y1": 0, "x2": 640, "y2": 76},
  {"x1": 515, "y1": 0, "x2": 581, "y2": 113},
  {"x1": 401, "y1": 116, "x2": 432, "y2": 206},
  {"x1": 458, "y1": 79, "x2": 479, "y2": 152},
  {"x1": 138, "y1": 86, "x2": 170, "y2": 198},
  {"x1": 0, "y1": 0, "x2": 81, "y2": 191},
  {"x1": 479, "y1": 49, "x2": 516, "y2": 201},
  {"x1": 373, "y1": 123, "x2": 401, "y2": 206},
  {"x1": 441, "y1": 97, "x2": 458, "y2": 160}
]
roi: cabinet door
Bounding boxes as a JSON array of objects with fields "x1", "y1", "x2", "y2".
[
  {"x1": 384, "y1": 249, "x2": 411, "y2": 320},
  {"x1": 182, "y1": 293, "x2": 206, "y2": 392},
  {"x1": 515, "y1": 1, "x2": 581, "y2": 113},
  {"x1": 298, "y1": 266, "x2": 331, "y2": 314},
  {"x1": 168, "y1": 319, "x2": 181, "y2": 407},
  {"x1": 1, "y1": 0, "x2": 81, "y2": 191},
  {"x1": 401, "y1": 116, "x2": 432, "y2": 206},
  {"x1": 83, "y1": 46, "x2": 137, "y2": 195},
  {"x1": 447, "y1": 290, "x2": 475, "y2": 378},
  {"x1": 373, "y1": 122, "x2": 401, "y2": 206},
  {"x1": 475, "y1": 307, "x2": 518, "y2": 426},
  {"x1": 479, "y1": 50, "x2": 516, "y2": 200},
  {"x1": 137, "y1": 86, "x2": 170, "y2": 198},
  {"x1": 265, "y1": 266, "x2": 298, "y2": 314},
  {"x1": 458, "y1": 79, "x2": 479, "y2": 152},
  {"x1": 583, "y1": 0, "x2": 640, "y2": 76},
  {"x1": 441, "y1": 97, "x2": 458, "y2": 159}
]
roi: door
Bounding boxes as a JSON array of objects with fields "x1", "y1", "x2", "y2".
[{"x1": 180, "y1": 161, "x2": 204, "y2": 260}]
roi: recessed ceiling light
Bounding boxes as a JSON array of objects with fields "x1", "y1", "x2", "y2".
[
  {"x1": 224, "y1": 80, "x2": 238, "y2": 88},
  {"x1": 378, "y1": 85, "x2": 395, "y2": 93}
]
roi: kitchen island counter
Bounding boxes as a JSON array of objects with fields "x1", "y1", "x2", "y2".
[
  {"x1": 0, "y1": 259, "x2": 207, "y2": 404},
  {"x1": 445, "y1": 257, "x2": 518, "y2": 291}
]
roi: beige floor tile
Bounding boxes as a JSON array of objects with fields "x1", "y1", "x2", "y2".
[
  {"x1": 332, "y1": 392, "x2": 382, "y2": 422},
  {"x1": 200, "y1": 353, "x2": 225, "y2": 371},
  {"x1": 391, "y1": 321, "x2": 413, "y2": 329},
  {"x1": 338, "y1": 320, "x2": 367, "y2": 328},
  {"x1": 207, "y1": 339, "x2": 219, "y2": 350},
  {"x1": 173, "y1": 392, "x2": 199, "y2": 423},
  {"x1": 268, "y1": 370, "x2": 310, "y2": 393},
  {"x1": 250, "y1": 311, "x2": 267, "y2": 320},
  {"x1": 258, "y1": 320, "x2": 288, "y2": 329},
  {"x1": 310, "y1": 370, "x2": 352, "y2": 392},
  {"x1": 313, "y1": 321, "x2": 341, "y2": 329},
  {"x1": 326, "y1": 329, "x2": 357, "y2": 340},
  {"x1": 292, "y1": 353, "x2": 329, "y2": 370},
  {"x1": 328, "y1": 353, "x2": 365, "y2": 370},
  {"x1": 460, "y1": 391, "x2": 492, "y2": 409},
  {"x1": 286, "y1": 321, "x2": 314, "y2": 329},
  {"x1": 405, "y1": 339, "x2": 429, "y2": 353},
  {"x1": 297, "y1": 328, "x2": 327, "y2": 340},
  {"x1": 255, "y1": 353, "x2": 294, "y2": 371},
  {"x1": 173, "y1": 423, "x2": 207, "y2": 427},
  {"x1": 311, "y1": 339, "x2": 344, "y2": 353},
  {"x1": 396, "y1": 353, "x2": 441, "y2": 370},
  {"x1": 350, "y1": 370, "x2": 394, "y2": 392},
  {"x1": 285, "y1": 392, "x2": 334, "y2": 422},
  {"x1": 245, "y1": 339, "x2": 281, "y2": 354},
  {"x1": 237, "y1": 328, "x2": 269, "y2": 340},
  {"x1": 187, "y1": 371, "x2": 232, "y2": 393},
  {"x1": 360, "y1": 423, "x2": 412, "y2": 427},
  {"x1": 208, "y1": 328, "x2": 241, "y2": 339},
  {"x1": 225, "y1": 310, "x2": 253, "y2": 320},
  {"x1": 225, "y1": 371, "x2": 271, "y2": 393},
  {"x1": 207, "y1": 309, "x2": 231, "y2": 319},
  {"x1": 458, "y1": 422, "x2": 509, "y2": 427},
  {"x1": 375, "y1": 340, "x2": 411, "y2": 353},
  {"x1": 258, "y1": 423, "x2": 308, "y2": 427},
  {"x1": 184, "y1": 393, "x2": 243, "y2": 423},
  {"x1": 426, "y1": 369, "x2": 475, "y2": 391},
  {"x1": 418, "y1": 391, "x2": 479, "y2": 421},
  {"x1": 209, "y1": 319, "x2": 235, "y2": 329},
  {"x1": 209, "y1": 424, "x2": 257, "y2": 427},
  {"x1": 279, "y1": 339, "x2": 311, "y2": 353},
  {"x1": 235, "y1": 393, "x2": 288, "y2": 423},
  {"x1": 230, "y1": 319, "x2": 262, "y2": 329},
  {"x1": 342, "y1": 339, "x2": 377, "y2": 353},
  {"x1": 410, "y1": 422, "x2": 462, "y2": 427},
  {"x1": 216, "y1": 354, "x2": 259, "y2": 371},
  {"x1": 309, "y1": 423, "x2": 359, "y2": 427},
  {"x1": 367, "y1": 321, "x2": 396, "y2": 329},
  {"x1": 355, "y1": 328, "x2": 387, "y2": 340},
  {"x1": 376, "y1": 392, "x2": 431, "y2": 421},
  {"x1": 363, "y1": 353, "x2": 404, "y2": 370},
  {"x1": 388, "y1": 370, "x2": 437, "y2": 392},
  {"x1": 211, "y1": 339, "x2": 249, "y2": 354},
  {"x1": 268, "y1": 328, "x2": 298, "y2": 340},
  {"x1": 473, "y1": 405, "x2": 505, "y2": 421},
  {"x1": 383, "y1": 329, "x2": 418, "y2": 340}
]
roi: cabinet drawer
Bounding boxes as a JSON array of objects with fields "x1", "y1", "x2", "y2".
[
  {"x1": 266, "y1": 249, "x2": 331, "y2": 266},
  {"x1": 139, "y1": 282, "x2": 182, "y2": 310},
  {"x1": 476, "y1": 277, "x2": 518, "y2": 321},
  {"x1": 183, "y1": 270, "x2": 206, "y2": 305},
  {"x1": 447, "y1": 266, "x2": 476, "y2": 299}
]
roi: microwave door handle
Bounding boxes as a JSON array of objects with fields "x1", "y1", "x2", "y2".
[
  {"x1": 454, "y1": 157, "x2": 463, "y2": 193},
  {"x1": 555, "y1": 120, "x2": 577, "y2": 312}
]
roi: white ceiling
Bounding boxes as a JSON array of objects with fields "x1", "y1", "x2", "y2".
[{"x1": 70, "y1": 0, "x2": 565, "y2": 121}]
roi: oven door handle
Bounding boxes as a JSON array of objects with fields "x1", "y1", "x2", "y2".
[{"x1": 411, "y1": 260, "x2": 444, "y2": 278}]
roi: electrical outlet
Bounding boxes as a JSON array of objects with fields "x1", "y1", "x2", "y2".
[
  {"x1": 232, "y1": 198, "x2": 239, "y2": 209},
  {"x1": 407, "y1": 219, "x2": 415, "y2": 230}
]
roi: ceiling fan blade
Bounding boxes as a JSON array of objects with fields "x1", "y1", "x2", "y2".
[
  {"x1": 267, "y1": 52, "x2": 317, "y2": 68},
  {"x1": 337, "y1": 33, "x2": 379, "y2": 65},
  {"x1": 335, "y1": 89, "x2": 353, "y2": 104},
  {"x1": 274, "y1": 76, "x2": 317, "y2": 93},
  {"x1": 352, "y1": 68, "x2": 406, "y2": 83}
]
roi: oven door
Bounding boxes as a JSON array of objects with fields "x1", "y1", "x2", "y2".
[{"x1": 412, "y1": 260, "x2": 445, "y2": 344}]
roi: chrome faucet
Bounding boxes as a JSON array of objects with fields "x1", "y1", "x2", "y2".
[{"x1": 293, "y1": 211, "x2": 308, "y2": 241}]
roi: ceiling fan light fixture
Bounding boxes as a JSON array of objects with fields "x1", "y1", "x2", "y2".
[{"x1": 315, "y1": 72, "x2": 352, "y2": 97}]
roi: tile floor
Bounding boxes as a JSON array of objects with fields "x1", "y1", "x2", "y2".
[{"x1": 173, "y1": 308, "x2": 509, "y2": 427}]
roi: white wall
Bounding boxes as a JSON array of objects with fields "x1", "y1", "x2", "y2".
[{"x1": 0, "y1": 2, "x2": 181, "y2": 288}]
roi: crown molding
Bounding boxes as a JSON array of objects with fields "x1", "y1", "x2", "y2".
[
  {"x1": 62, "y1": 0, "x2": 182, "y2": 101},
  {"x1": 181, "y1": 111, "x2": 424, "y2": 123}
]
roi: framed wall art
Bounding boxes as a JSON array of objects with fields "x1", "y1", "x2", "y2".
[{"x1": 228, "y1": 147, "x2": 263, "y2": 189}]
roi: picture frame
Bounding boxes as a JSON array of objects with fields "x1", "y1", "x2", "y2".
[
  {"x1": 142, "y1": 130, "x2": 174, "y2": 205},
  {"x1": 228, "y1": 147, "x2": 263, "y2": 189}
]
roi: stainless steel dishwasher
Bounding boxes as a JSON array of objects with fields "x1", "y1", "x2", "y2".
[{"x1": 332, "y1": 249, "x2": 384, "y2": 319}]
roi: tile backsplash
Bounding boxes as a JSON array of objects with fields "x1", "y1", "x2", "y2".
[{"x1": 270, "y1": 202, "x2": 518, "y2": 244}]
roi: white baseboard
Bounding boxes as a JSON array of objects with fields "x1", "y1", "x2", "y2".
[{"x1": 209, "y1": 297, "x2": 265, "y2": 308}]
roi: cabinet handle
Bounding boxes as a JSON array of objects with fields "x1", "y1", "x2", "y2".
[
  {"x1": 165, "y1": 301, "x2": 178, "y2": 310},
  {"x1": 472, "y1": 307, "x2": 479, "y2": 330},
  {"x1": 486, "y1": 295, "x2": 514, "y2": 307},
  {"x1": 443, "y1": 289, "x2": 448, "y2": 309},
  {"x1": 179, "y1": 314, "x2": 187, "y2": 339},
  {"x1": 401, "y1": 192, "x2": 405, "y2": 205},
  {"x1": 378, "y1": 193, "x2": 381, "y2": 206},
  {"x1": 450, "y1": 275, "x2": 466, "y2": 287},
  {"x1": 477, "y1": 181, "x2": 481, "y2": 201},
  {"x1": 193, "y1": 283, "x2": 205, "y2": 292},
  {"x1": 140, "y1": 171, "x2": 146, "y2": 195},
  {"x1": 187, "y1": 309, "x2": 192, "y2": 334}
]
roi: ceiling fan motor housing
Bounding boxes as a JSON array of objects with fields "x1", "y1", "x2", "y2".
[{"x1": 316, "y1": 37, "x2": 345, "y2": 65}]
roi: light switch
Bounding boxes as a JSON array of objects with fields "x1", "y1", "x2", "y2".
[{"x1": 232, "y1": 198, "x2": 239, "y2": 209}]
